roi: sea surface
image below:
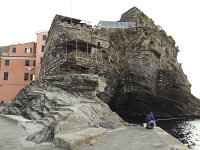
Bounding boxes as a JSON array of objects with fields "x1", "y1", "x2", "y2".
[{"x1": 157, "y1": 119, "x2": 200, "y2": 150}]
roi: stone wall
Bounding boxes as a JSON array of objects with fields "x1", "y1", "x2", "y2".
[{"x1": 40, "y1": 15, "x2": 109, "y2": 78}]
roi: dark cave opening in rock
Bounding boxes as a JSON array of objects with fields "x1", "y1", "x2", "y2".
[
  {"x1": 108, "y1": 90, "x2": 186, "y2": 124},
  {"x1": 109, "y1": 92, "x2": 154, "y2": 124}
]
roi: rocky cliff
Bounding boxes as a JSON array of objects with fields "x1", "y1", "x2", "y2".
[
  {"x1": 107, "y1": 7, "x2": 200, "y2": 119},
  {"x1": 1, "y1": 15, "x2": 125, "y2": 147},
  {"x1": 1, "y1": 6, "x2": 200, "y2": 148}
]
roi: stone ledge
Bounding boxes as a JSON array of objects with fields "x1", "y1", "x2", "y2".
[
  {"x1": 154, "y1": 127, "x2": 189, "y2": 150},
  {"x1": 0, "y1": 114, "x2": 33, "y2": 125},
  {"x1": 0, "y1": 114, "x2": 43, "y2": 134},
  {"x1": 53, "y1": 127, "x2": 107, "y2": 150}
]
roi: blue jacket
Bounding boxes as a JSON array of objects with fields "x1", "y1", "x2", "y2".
[{"x1": 146, "y1": 112, "x2": 155, "y2": 123}]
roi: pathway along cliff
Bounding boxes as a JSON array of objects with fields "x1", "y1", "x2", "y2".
[{"x1": 1, "y1": 6, "x2": 200, "y2": 149}]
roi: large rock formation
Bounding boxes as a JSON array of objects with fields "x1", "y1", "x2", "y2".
[
  {"x1": 108, "y1": 7, "x2": 200, "y2": 119},
  {"x1": 1, "y1": 74, "x2": 125, "y2": 146},
  {"x1": 1, "y1": 6, "x2": 200, "y2": 148},
  {"x1": 1, "y1": 15, "x2": 125, "y2": 148}
]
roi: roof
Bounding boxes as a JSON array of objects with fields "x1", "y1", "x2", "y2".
[
  {"x1": 0, "y1": 42, "x2": 35, "y2": 47},
  {"x1": 97, "y1": 21, "x2": 137, "y2": 29},
  {"x1": 36, "y1": 30, "x2": 49, "y2": 34},
  {"x1": 56, "y1": 15, "x2": 81, "y2": 24}
]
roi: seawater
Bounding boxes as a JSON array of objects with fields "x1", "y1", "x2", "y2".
[{"x1": 157, "y1": 119, "x2": 200, "y2": 150}]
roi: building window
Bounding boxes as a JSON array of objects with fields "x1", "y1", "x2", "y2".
[
  {"x1": 24, "y1": 73, "x2": 29, "y2": 81},
  {"x1": 33, "y1": 60, "x2": 36, "y2": 66},
  {"x1": 30, "y1": 74, "x2": 33, "y2": 81},
  {"x1": 25, "y1": 48, "x2": 32, "y2": 53},
  {"x1": 12, "y1": 47, "x2": 16, "y2": 53},
  {"x1": 3, "y1": 72, "x2": 8, "y2": 80},
  {"x1": 42, "y1": 35, "x2": 47, "y2": 40},
  {"x1": 40, "y1": 57, "x2": 43, "y2": 64},
  {"x1": 41, "y1": 45, "x2": 45, "y2": 52},
  {"x1": 25, "y1": 60, "x2": 29, "y2": 66},
  {"x1": 5, "y1": 60, "x2": 9, "y2": 66}
]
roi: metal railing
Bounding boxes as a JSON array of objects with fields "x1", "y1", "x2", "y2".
[{"x1": 66, "y1": 51, "x2": 103, "y2": 63}]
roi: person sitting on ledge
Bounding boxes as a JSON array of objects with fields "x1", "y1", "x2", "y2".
[{"x1": 146, "y1": 112, "x2": 156, "y2": 129}]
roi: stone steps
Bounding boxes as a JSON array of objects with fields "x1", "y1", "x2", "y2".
[
  {"x1": 56, "y1": 111, "x2": 72, "y2": 118},
  {"x1": 49, "y1": 111, "x2": 60, "y2": 115},
  {"x1": 36, "y1": 108, "x2": 74, "y2": 127},
  {"x1": 56, "y1": 107, "x2": 74, "y2": 111},
  {"x1": 43, "y1": 117, "x2": 55, "y2": 123},
  {"x1": 36, "y1": 114, "x2": 58, "y2": 127},
  {"x1": 53, "y1": 127, "x2": 107, "y2": 150},
  {"x1": 36, "y1": 120, "x2": 47, "y2": 126},
  {"x1": 52, "y1": 114, "x2": 60, "y2": 120},
  {"x1": 45, "y1": 113, "x2": 60, "y2": 120}
]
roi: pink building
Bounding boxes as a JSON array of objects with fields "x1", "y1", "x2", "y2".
[
  {"x1": 35, "y1": 30, "x2": 48, "y2": 78},
  {"x1": 0, "y1": 31, "x2": 48, "y2": 103}
]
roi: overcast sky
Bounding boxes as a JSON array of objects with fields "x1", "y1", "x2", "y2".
[{"x1": 0, "y1": 0, "x2": 200, "y2": 98}]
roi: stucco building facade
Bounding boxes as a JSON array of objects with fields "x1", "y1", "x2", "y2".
[
  {"x1": 0, "y1": 31, "x2": 48, "y2": 103},
  {"x1": 35, "y1": 30, "x2": 48, "y2": 77}
]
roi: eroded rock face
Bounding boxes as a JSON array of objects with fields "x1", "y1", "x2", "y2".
[
  {"x1": 1, "y1": 6, "x2": 200, "y2": 146},
  {"x1": 1, "y1": 15, "x2": 125, "y2": 145},
  {"x1": 2, "y1": 74, "x2": 124, "y2": 144},
  {"x1": 108, "y1": 7, "x2": 200, "y2": 119}
]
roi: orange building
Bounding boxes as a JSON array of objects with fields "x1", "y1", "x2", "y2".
[{"x1": 0, "y1": 31, "x2": 48, "y2": 103}]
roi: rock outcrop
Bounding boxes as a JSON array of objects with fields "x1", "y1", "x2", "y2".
[
  {"x1": 1, "y1": 15, "x2": 125, "y2": 149},
  {"x1": 2, "y1": 75, "x2": 124, "y2": 144},
  {"x1": 1, "y1": 6, "x2": 200, "y2": 149},
  {"x1": 107, "y1": 7, "x2": 200, "y2": 119}
]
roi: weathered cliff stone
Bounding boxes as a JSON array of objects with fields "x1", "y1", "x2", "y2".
[
  {"x1": 120, "y1": 7, "x2": 157, "y2": 29},
  {"x1": 2, "y1": 74, "x2": 124, "y2": 146},
  {"x1": 40, "y1": 15, "x2": 109, "y2": 78},
  {"x1": 108, "y1": 7, "x2": 200, "y2": 119}
]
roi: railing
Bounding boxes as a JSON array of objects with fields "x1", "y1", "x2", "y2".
[{"x1": 66, "y1": 51, "x2": 103, "y2": 63}]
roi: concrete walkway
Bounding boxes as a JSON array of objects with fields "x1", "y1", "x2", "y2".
[
  {"x1": 78, "y1": 126, "x2": 189, "y2": 150},
  {"x1": 0, "y1": 106, "x2": 189, "y2": 150},
  {"x1": 0, "y1": 108, "x2": 64, "y2": 150}
]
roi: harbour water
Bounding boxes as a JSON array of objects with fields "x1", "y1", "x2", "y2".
[{"x1": 157, "y1": 119, "x2": 200, "y2": 150}]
